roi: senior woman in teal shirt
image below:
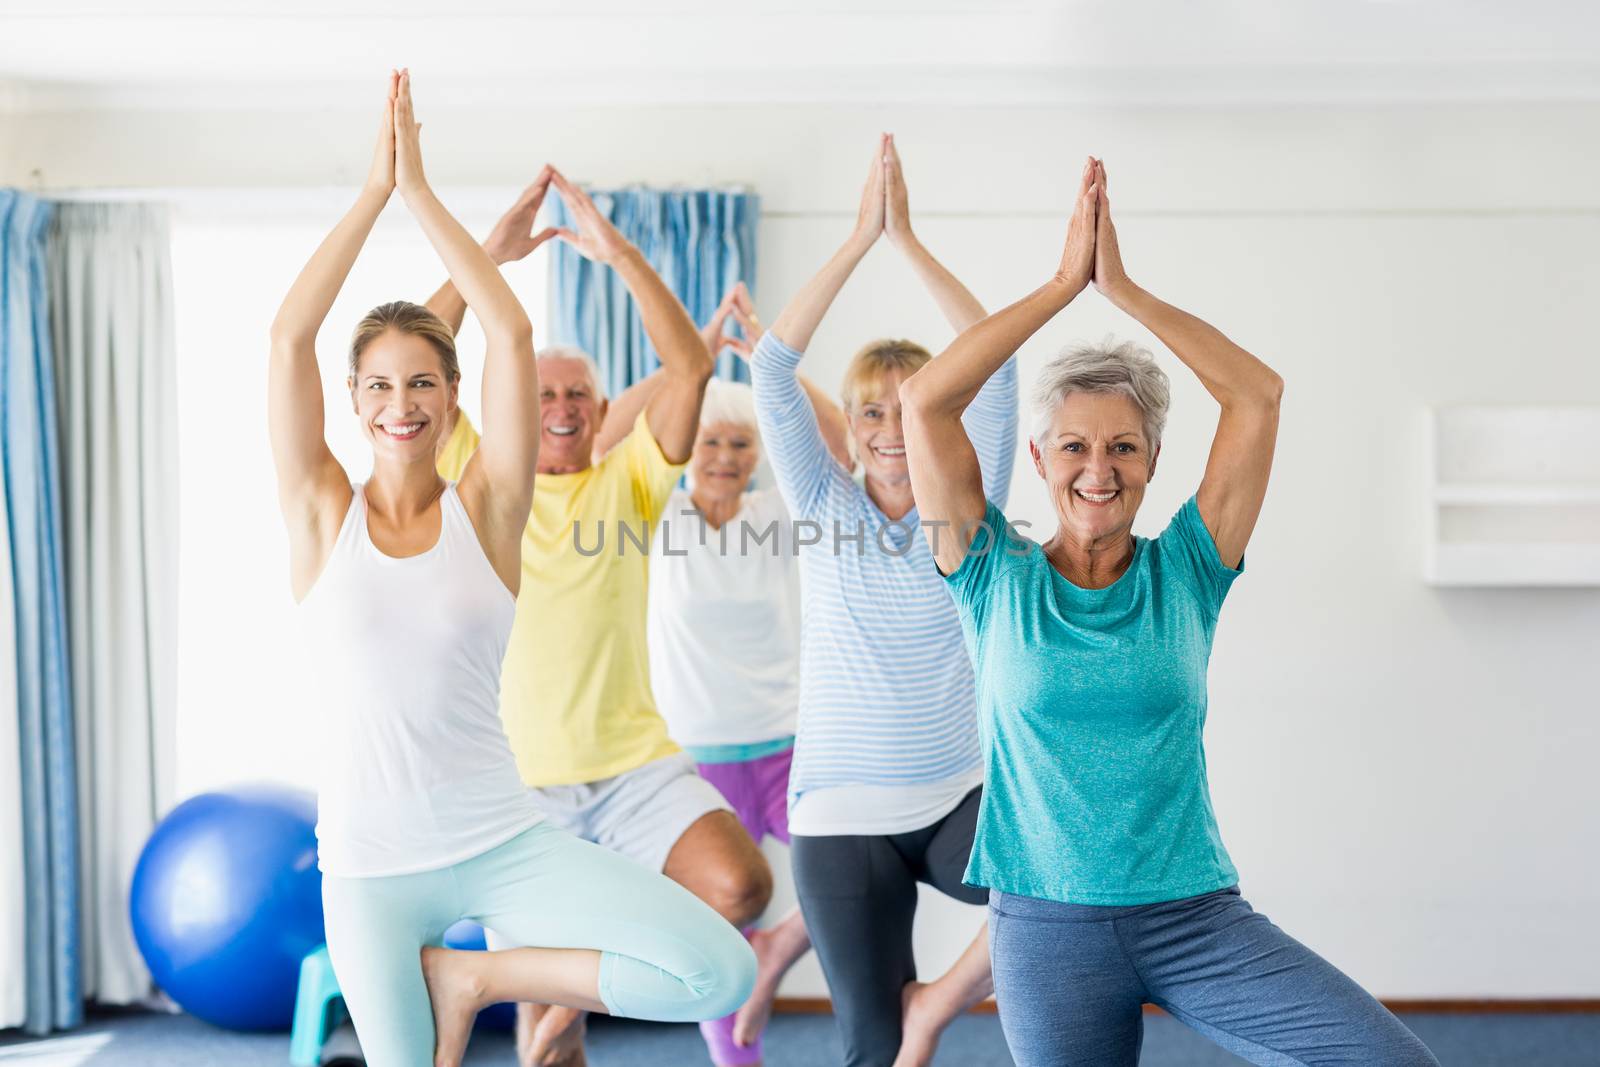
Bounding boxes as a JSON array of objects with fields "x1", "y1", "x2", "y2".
[{"x1": 897, "y1": 158, "x2": 1438, "y2": 1067}]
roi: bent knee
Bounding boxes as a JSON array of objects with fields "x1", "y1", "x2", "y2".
[
  {"x1": 697, "y1": 929, "x2": 758, "y2": 1020},
  {"x1": 706, "y1": 864, "x2": 773, "y2": 927}
]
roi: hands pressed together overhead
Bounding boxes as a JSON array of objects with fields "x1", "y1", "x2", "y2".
[
  {"x1": 1059, "y1": 156, "x2": 1131, "y2": 301},
  {"x1": 480, "y1": 164, "x2": 632, "y2": 268},
  {"x1": 364, "y1": 68, "x2": 429, "y2": 199},
  {"x1": 482, "y1": 166, "x2": 558, "y2": 266},
  {"x1": 850, "y1": 133, "x2": 916, "y2": 249},
  {"x1": 364, "y1": 70, "x2": 638, "y2": 268},
  {"x1": 700, "y1": 282, "x2": 762, "y2": 361},
  {"x1": 842, "y1": 135, "x2": 1127, "y2": 302}
]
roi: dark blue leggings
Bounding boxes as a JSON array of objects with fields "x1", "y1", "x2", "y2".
[{"x1": 989, "y1": 886, "x2": 1439, "y2": 1067}]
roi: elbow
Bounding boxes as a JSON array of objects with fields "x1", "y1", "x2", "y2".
[
  {"x1": 1261, "y1": 369, "x2": 1285, "y2": 407},
  {"x1": 897, "y1": 368, "x2": 931, "y2": 416},
  {"x1": 1230, "y1": 367, "x2": 1283, "y2": 412},
  {"x1": 267, "y1": 333, "x2": 310, "y2": 365},
  {"x1": 898, "y1": 364, "x2": 957, "y2": 422},
  {"x1": 489, "y1": 315, "x2": 535, "y2": 350},
  {"x1": 268, "y1": 320, "x2": 309, "y2": 352},
  {"x1": 685, "y1": 346, "x2": 716, "y2": 385}
]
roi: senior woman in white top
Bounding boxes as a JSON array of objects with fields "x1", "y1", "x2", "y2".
[{"x1": 643, "y1": 288, "x2": 850, "y2": 1067}]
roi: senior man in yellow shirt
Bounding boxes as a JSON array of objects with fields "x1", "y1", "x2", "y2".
[{"x1": 427, "y1": 169, "x2": 772, "y2": 1067}]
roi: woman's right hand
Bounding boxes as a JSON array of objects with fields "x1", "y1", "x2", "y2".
[
  {"x1": 1055, "y1": 156, "x2": 1099, "y2": 294},
  {"x1": 851, "y1": 135, "x2": 889, "y2": 249},
  {"x1": 364, "y1": 70, "x2": 399, "y2": 198}
]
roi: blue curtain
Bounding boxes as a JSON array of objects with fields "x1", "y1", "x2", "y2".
[
  {"x1": 548, "y1": 187, "x2": 759, "y2": 397},
  {"x1": 1, "y1": 190, "x2": 83, "y2": 1034}
]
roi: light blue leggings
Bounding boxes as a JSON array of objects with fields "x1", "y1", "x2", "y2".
[{"x1": 322, "y1": 822, "x2": 756, "y2": 1067}]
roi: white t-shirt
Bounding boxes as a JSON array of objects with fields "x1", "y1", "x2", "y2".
[
  {"x1": 787, "y1": 773, "x2": 983, "y2": 837},
  {"x1": 647, "y1": 487, "x2": 800, "y2": 750}
]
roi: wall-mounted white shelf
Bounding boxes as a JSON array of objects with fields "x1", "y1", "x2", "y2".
[
  {"x1": 1432, "y1": 485, "x2": 1600, "y2": 507},
  {"x1": 1424, "y1": 407, "x2": 1600, "y2": 587}
]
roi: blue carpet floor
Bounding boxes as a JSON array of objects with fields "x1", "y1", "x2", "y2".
[{"x1": 2, "y1": 1009, "x2": 1597, "y2": 1065}]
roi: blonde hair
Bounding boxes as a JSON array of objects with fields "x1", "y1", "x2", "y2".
[
  {"x1": 840, "y1": 338, "x2": 932, "y2": 412},
  {"x1": 349, "y1": 301, "x2": 460, "y2": 383}
]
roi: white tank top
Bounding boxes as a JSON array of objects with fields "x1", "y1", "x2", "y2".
[{"x1": 299, "y1": 482, "x2": 541, "y2": 877}]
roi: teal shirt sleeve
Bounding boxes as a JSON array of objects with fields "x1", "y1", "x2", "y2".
[
  {"x1": 942, "y1": 500, "x2": 1028, "y2": 633},
  {"x1": 1155, "y1": 496, "x2": 1244, "y2": 621}
]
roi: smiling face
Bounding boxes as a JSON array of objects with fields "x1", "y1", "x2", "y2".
[
  {"x1": 537, "y1": 355, "x2": 606, "y2": 473},
  {"x1": 848, "y1": 369, "x2": 915, "y2": 486},
  {"x1": 349, "y1": 329, "x2": 458, "y2": 462},
  {"x1": 690, "y1": 419, "x2": 760, "y2": 505},
  {"x1": 1030, "y1": 390, "x2": 1159, "y2": 546}
]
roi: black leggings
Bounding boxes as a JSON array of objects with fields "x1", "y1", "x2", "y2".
[{"x1": 791, "y1": 787, "x2": 986, "y2": 1067}]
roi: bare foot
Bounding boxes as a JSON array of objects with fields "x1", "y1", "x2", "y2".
[
  {"x1": 891, "y1": 980, "x2": 946, "y2": 1067},
  {"x1": 731, "y1": 928, "x2": 783, "y2": 1047},
  {"x1": 518, "y1": 1003, "x2": 588, "y2": 1067},
  {"x1": 420, "y1": 946, "x2": 485, "y2": 1067}
]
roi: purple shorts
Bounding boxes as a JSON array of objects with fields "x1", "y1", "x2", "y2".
[{"x1": 694, "y1": 745, "x2": 793, "y2": 847}]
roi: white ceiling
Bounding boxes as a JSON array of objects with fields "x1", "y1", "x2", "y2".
[{"x1": 3, "y1": 1, "x2": 1599, "y2": 110}]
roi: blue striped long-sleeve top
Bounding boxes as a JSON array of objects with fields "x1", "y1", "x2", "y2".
[{"x1": 750, "y1": 331, "x2": 1019, "y2": 802}]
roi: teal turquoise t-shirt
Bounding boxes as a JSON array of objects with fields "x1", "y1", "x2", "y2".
[{"x1": 946, "y1": 497, "x2": 1242, "y2": 906}]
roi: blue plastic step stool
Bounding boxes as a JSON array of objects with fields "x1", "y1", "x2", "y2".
[{"x1": 289, "y1": 944, "x2": 347, "y2": 1066}]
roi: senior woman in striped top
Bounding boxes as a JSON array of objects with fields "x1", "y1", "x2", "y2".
[{"x1": 749, "y1": 135, "x2": 1017, "y2": 1067}]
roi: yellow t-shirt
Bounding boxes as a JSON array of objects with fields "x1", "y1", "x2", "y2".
[{"x1": 438, "y1": 409, "x2": 685, "y2": 786}]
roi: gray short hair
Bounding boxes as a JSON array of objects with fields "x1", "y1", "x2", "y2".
[
  {"x1": 698, "y1": 379, "x2": 760, "y2": 448},
  {"x1": 1031, "y1": 338, "x2": 1170, "y2": 450},
  {"x1": 537, "y1": 344, "x2": 605, "y2": 398}
]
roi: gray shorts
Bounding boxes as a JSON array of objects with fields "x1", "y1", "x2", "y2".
[{"x1": 529, "y1": 751, "x2": 733, "y2": 873}]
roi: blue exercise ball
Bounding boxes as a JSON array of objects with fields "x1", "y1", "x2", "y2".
[
  {"x1": 130, "y1": 785, "x2": 324, "y2": 1031},
  {"x1": 443, "y1": 920, "x2": 516, "y2": 1031}
]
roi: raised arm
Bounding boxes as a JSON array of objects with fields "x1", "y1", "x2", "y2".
[
  {"x1": 902, "y1": 158, "x2": 1100, "y2": 576},
  {"x1": 592, "y1": 288, "x2": 736, "y2": 456},
  {"x1": 548, "y1": 169, "x2": 712, "y2": 463},
  {"x1": 268, "y1": 72, "x2": 397, "y2": 596},
  {"x1": 753, "y1": 141, "x2": 888, "y2": 514},
  {"x1": 767, "y1": 136, "x2": 886, "y2": 350},
  {"x1": 727, "y1": 284, "x2": 851, "y2": 467},
  {"x1": 882, "y1": 134, "x2": 986, "y2": 333},
  {"x1": 392, "y1": 74, "x2": 539, "y2": 566},
  {"x1": 423, "y1": 167, "x2": 560, "y2": 337},
  {"x1": 1091, "y1": 160, "x2": 1283, "y2": 569},
  {"x1": 592, "y1": 283, "x2": 852, "y2": 467}
]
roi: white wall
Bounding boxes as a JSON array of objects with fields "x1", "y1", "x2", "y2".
[{"x1": 10, "y1": 98, "x2": 1599, "y2": 1000}]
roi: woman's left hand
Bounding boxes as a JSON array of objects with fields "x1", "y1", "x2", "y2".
[
  {"x1": 393, "y1": 69, "x2": 429, "y2": 198},
  {"x1": 883, "y1": 134, "x2": 914, "y2": 246},
  {"x1": 1091, "y1": 159, "x2": 1132, "y2": 299}
]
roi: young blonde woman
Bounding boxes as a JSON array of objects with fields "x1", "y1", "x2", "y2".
[{"x1": 271, "y1": 71, "x2": 752, "y2": 1067}]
